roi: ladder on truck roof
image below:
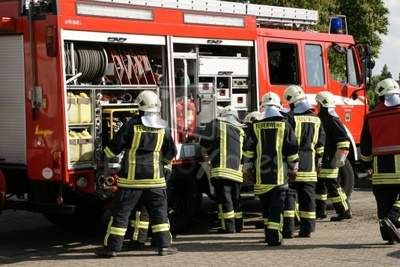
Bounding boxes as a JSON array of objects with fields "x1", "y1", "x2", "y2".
[{"x1": 91, "y1": 0, "x2": 319, "y2": 26}]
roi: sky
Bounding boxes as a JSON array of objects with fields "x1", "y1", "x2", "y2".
[{"x1": 373, "y1": 0, "x2": 400, "y2": 78}]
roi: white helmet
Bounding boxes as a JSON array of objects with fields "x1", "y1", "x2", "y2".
[
  {"x1": 375, "y1": 78, "x2": 400, "y2": 107},
  {"x1": 315, "y1": 91, "x2": 335, "y2": 108},
  {"x1": 261, "y1": 92, "x2": 282, "y2": 108},
  {"x1": 136, "y1": 91, "x2": 166, "y2": 128},
  {"x1": 375, "y1": 78, "x2": 400, "y2": 96},
  {"x1": 243, "y1": 111, "x2": 261, "y2": 124},
  {"x1": 260, "y1": 93, "x2": 283, "y2": 119},
  {"x1": 219, "y1": 105, "x2": 239, "y2": 119},
  {"x1": 218, "y1": 105, "x2": 243, "y2": 127},
  {"x1": 136, "y1": 90, "x2": 161, "y2": 113},
  {"x1": 283, "y1": 85, "x2": 306, "y2": 105}
]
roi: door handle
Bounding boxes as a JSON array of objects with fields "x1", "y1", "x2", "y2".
[{"x1": 197, "y1": 94, "x2": 202, "y2": 114}]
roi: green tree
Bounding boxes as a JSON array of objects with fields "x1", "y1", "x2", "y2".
[
  {"x1": 367, "y1": 76, "x2": 380, "y2": 109},
  {"x1": 380, "y1": 64, "x2": 392, "y2": 79}
]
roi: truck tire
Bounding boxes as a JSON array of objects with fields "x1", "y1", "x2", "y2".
[{"x1": 337, "y1": 159, "x2": 354, "y2": 197}]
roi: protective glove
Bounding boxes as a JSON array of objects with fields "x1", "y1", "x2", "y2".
[
  {"x1": 317, "y1": 157, "x2": 322, "y2": 169},
  {"x1": 335, "y1": 149, "x2": 349, "y2": 168},
  {"x1": 164, "y1": 165, "x2": 172, "y2": 182},
  {"x1": 243, "y1": 162, "x2": 254, "y2": 173}
]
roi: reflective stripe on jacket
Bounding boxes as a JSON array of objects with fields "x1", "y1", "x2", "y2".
[
  {"x1": 243, "y1": 116, "x2": 299, "y2": 195},
  {"x1": 200, "y1": 119, "x2": 245, "y2": 183},
  {"x1": 291, "y1": 111, "x2": 325, "y2": 182},
  {"x1": 104, "y1": 116, "x2": 176, "y2": 189}
]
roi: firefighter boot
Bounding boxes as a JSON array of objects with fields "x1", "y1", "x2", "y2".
[
  {"x1": 282, "y1": 231, "x2": 294, "y2": 239},
  {"x1": 382, "y1": 217, "x2": 400, "y2": 243},
  {"x1": 316, "y1": 201, "x2": 327, "y2": 219},
  {"x1": 94, "y1": 247, "x2": 117, "y2": 258},
  {"x1": 158, "y1": 246, "x2": 178, "y2": 256},
  {"x1": 125, "y1": 241, "x2": 145, "y2": 251},
  {"x1": 330, "y1": 210, "x2": 352, "y2": 222},
  {"x1": 217, "y1": 228, "x2": 235, "y2": 234},
  {"x1": 235, "y1": 218, "x2": 244, "y2": 233},
  {"x1": 298, "y1": 231, "x2": 311, "y2": 238},
  {"x1": 150, "y1": 238, "x2": 158, "y2": 248}
]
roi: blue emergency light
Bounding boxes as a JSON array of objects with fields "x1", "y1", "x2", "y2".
[{"x1": 329, "y1": 16, "x2": 347, "y2": 34}]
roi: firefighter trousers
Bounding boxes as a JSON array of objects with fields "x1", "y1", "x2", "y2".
[
  {"x1": 104, "y1": 187, "x2": 171, "y2": 252},
  {"x1": 259, "y1": 187, "x2": 286, "y2": 246},
  {"x1": 372, "y1": 184, "x2": 400, "y2": 242},
  {"x1": 284, "y1": 182, "x2": 316, "y2": 235},
  {"x1": 212, "y1": 178, "x2": 243, "y2": 233},
  {"x1": 128, "y1": 199, "x2": 149, "y2": 244},
  {"x1": 316, "y1": 178, "x2": 349, "y2": 216},
  {"x1": 283, "y1": 187, "x2": 297, "y2": 236}
]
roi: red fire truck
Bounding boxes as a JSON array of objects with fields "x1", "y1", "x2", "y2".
[{"x1": 0, "y1": 0, "x2": 373, "y2": 230}]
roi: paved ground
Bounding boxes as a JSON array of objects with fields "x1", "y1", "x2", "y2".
[{"x1": 0, "y1": 189, "x2": 399, "y2": 267}]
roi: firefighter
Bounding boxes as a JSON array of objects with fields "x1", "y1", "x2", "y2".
[
  {"x1": 360, "y1": 78, "x2": 400, "y2": 244},
  {"x1": 200, "y1": 106, "x2": 245, "y2": 233},
  {"x1": 95, "y1": 90, "x2": 177, "y2": 257},
  {"x1": 244, "y1": 92, "x2": 299, "y2": 246},
  {"x1": 260, "y1": 93, "x2": 297, "y2": 238},
  {"x1": 315, "y1": 91, "x2": 351, "y2": 221},
  {"x1": 281, "y1": 85, "x2": 325, "y2": 238}
]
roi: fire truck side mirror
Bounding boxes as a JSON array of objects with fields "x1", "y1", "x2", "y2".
[
  {"x1": 332, "y1": 43, "x2": 347, "y2": 54},
  {"x1": 356, "y1": 43, "x2": 374, "y2": 90},
  {"x1": 368, "y1": 59, "x2": 375, "y2": 70}
]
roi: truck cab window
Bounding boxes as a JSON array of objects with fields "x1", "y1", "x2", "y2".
[
  {"x1": 305, "y1": 44, "x2": 325, "y2": 87},
  {"x1": 328, "y1": 47, "x2": 347, "y2": 83},
  {"x1": 267, "y1": 42, "x2": 299, "y2": 85},
  {"x1": 328, "y1": 45, "x2": 360, "y2": 86},
  {"x1": 347, "y1": 48, "x2": 360, "y2": 86}
]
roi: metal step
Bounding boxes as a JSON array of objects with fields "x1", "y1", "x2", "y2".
[{"x1": 92, "y1": 0, "x2": 318, "y2": 26}]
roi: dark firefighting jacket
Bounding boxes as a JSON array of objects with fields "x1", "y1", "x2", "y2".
[
  {"x1": 318, "y1": 109, "x2": 350, "y2": 179},
  {"x1": 104, "y1": 115, "x2": 176, "y2": 189},
  {"x1": 360, "y1": 102, "x2": 400, "y2": 185},
  {"x1": 289, "y1": 110, "x2": 325, "y2": 182},
  {"x1": 243, "y1": 116, "x2": 299, "y2": 195},
  {"x1": 200, "y1": 118, "x2": 245, "y2": 183}
]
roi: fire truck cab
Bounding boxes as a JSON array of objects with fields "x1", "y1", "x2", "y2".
[{"x1": 0, "y1": 0, "x2": 372, "y2": 230}]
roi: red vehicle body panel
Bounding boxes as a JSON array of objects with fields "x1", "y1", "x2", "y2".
[
  {"x1": 257, "y1": 28, "x2": 366, "y2": 143},
  {"x1": 0, "y1": 0, "x2": 366, "y2": 195}
]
